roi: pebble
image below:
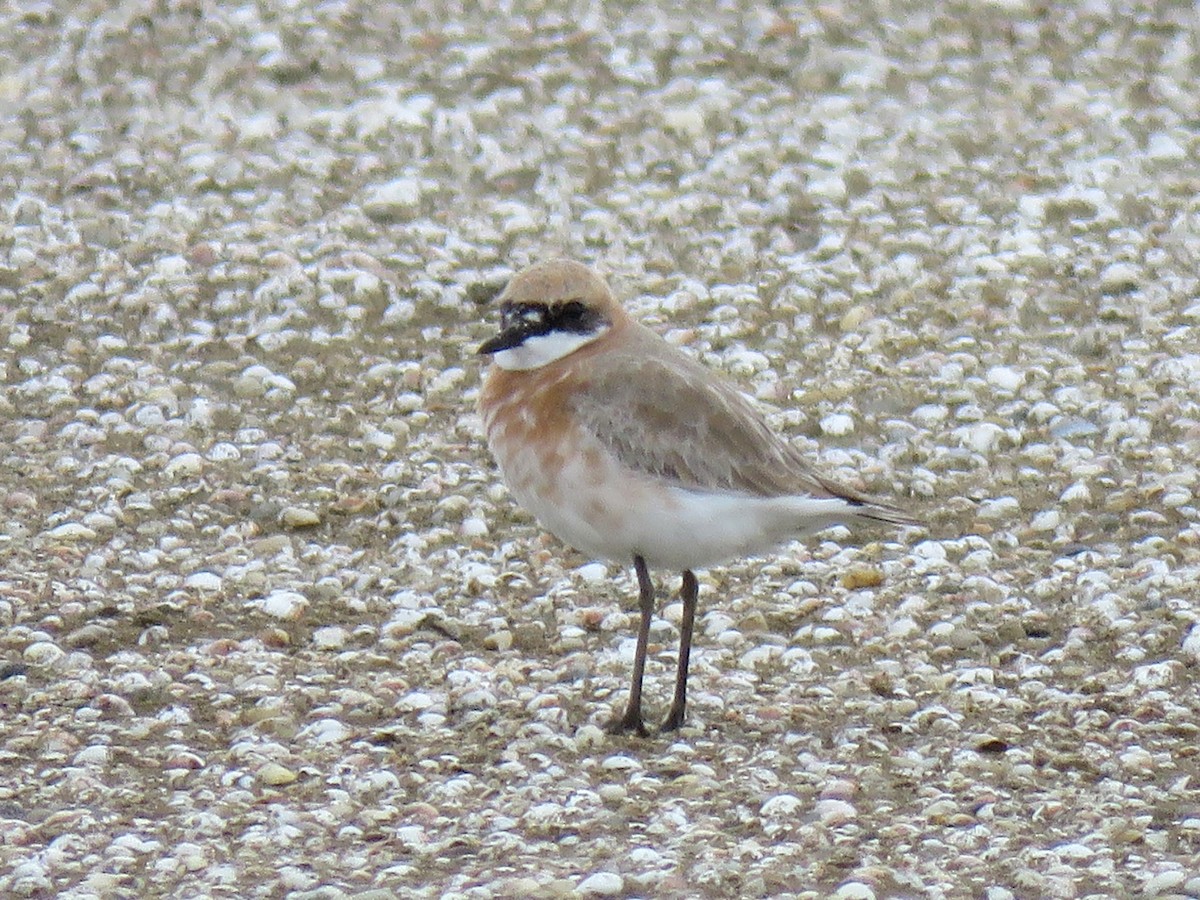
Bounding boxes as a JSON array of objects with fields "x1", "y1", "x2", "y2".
[
  {"x1": 1142, "y1": 870, "x2": 1186, "y2": 895},
  {"x1": 841, "y1": 566, "x2": 883, "y2": 589},
  {"x1": 576, "y1": 562, "x2": 609, "y2": 584},
  {"x1": 45, "y1": 522, "x2": 97, "y2": 541},
  {"x1": 483, "y1": 630, "x2": 513, "y2": 651},
  {"x1": 363, "y1": 177, "x2": 423, "y2": 220},
  {"x1": 977, "y1": 497, "x2": 1020, "y2": 520},
  {"x1": 601, "y1": 755, "x2": 641, "y2": 772},
  {"x1": 65, "y1": 624, "x2": 111, "y2": 648},
  {"x1": 184, "y1": 572, "x2": 223, "y2": 592},
  {"x1": 832, "y1": 883, "x2": 875, "y2": 900},
  {"x1": 460, "y1": 516, "x2": 488, "y2": 537},
  {"x1": 985, "y1": 365, "x2": 1023, "y2": 393},
  {"x1": 24, "y1": 641, "x2": 66, "y2": 666},
  {"x1": 760, "y1": 793, "x2": 803, "y2": 816},
  {"x1": 1029, "y1": 510, "x2": 1060, "y2": 532},
  {"x1": 165, "y1": 453, "x2": 205, "y2": 479},
  {"x1": 1098, "y1": 262, "x2": 1140, "y2": 293},
  {"x1": 300, "y1": 719, "x2": 351, "y2": 744},
  {"x1": 253, "y1": 590, "x2": 309, "y2": 620},
  {"x1": 577, "y1": 872, "x2": 624, "y2": 896},
  {"x1": 820, "y1": 412, "x2": 855, "y2": 436},
  {"x1": 258, "y1": 763, "x2": 298, "y2": 786},
  {"x1": 1050, "y1": 417, "x2": 1099, "y2": 439},
  {"x1": 815, "y1": 798, "x2": 857, "y2": 825},
  {"x1": 279, "y1": 506, "x2": 321, "y2": 528},
  {"x1": 1146, "y1": 132, "x2": 1186, "y2": 161},
  {"x1": 312, "y1": 626, "x2": 347, "y2": 650},
  {"x1": 74, "y1": 745, "x2": 111, "y2": 766},
  {"x1": 1182, "y1": 625, "x2": 1200, "y2": 663}
]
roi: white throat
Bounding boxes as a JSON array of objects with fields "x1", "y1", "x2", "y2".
[{"x1": 492, "y1": 327, "x2": 608, "y2": 371}]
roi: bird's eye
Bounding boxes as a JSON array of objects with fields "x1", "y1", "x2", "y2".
[{"x1": 555, "y1": 300, "x2": 587, "y2": 324}]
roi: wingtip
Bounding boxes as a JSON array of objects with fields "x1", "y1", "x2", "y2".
[{"x1": 855, "y1": 502, "x2": 923, "y2": 528}]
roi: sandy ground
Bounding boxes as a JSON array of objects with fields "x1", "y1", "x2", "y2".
[{"x1": 2, "y1": 1, "x2": 1199, "y2": 897}]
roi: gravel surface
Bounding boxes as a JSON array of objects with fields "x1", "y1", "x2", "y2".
[{"x1": 3, "y1": 1, "x2": 1200, "y2": 898}]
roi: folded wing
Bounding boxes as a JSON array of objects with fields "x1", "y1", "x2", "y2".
[{"x1": 570, "y1": 327, "x2": 918, "y2": 526}]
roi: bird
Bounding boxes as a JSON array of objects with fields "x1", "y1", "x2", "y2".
[{"x1": 477, "y1": 259, "x2": 917, "y2": 736}]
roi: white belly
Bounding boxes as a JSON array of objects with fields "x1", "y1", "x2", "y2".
[{"x1": 494, "y1": 429, "x2": 857, "y2": 571}]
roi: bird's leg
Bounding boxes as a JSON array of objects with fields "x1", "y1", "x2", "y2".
[
  {"x1": 607, "y1": 555, "x2": 654, "y2": 737},
  {"x1": 661, "y1": 569, "x2": 698, "y2": 732}
]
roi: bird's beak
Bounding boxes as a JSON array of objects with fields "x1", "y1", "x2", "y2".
[{"x1": 477, "y1": 327, "x2": 525, "y2": 355}]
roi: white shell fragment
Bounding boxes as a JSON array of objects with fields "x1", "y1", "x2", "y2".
[{"x1": 251, "y1": 590, "x2": 309, "y2": 620}]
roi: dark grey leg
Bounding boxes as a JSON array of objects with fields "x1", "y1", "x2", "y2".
[
  {"x1": 607, "y1": 555, "x2": 654, "y2": 737},
  {"x1": 661, "y1": 569, "x2": 698, "y2": 732}
]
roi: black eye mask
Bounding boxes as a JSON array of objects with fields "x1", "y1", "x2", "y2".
[{"x1": 478, "y1": 300, "x2": 608, "y2": 355}]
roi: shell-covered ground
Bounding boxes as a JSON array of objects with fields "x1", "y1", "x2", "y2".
[{"x1": 2, "y1": 1, "x2": 1199, "y2": 898}]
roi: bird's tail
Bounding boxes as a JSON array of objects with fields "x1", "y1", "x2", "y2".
[
  {"x1": 812, "y1": 471, "x2": 922, "y2": 529},
  {"x1": 852, "y1": 499, "x2": 922, "y2": 528}
]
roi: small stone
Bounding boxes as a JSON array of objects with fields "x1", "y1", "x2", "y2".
[
  {"x1": 312, "y1": 626, "x2": 347, "y2": 650},
  {"x1": 73, "y1": 745, "x2": 110, "y2": 766},
  {"x1": 300, "y1": 718, "x2": 351, "y2": 744},
  {"x1": 1142, "y1": 870, "x2": 1186, "y2": 895},
  {"x1": 840, "y1": 305, "x2": 871, "y2": 332},
  {"x1": 958, "y1": 422, "x2": 1006, "y2": 454},
  {"x1": 483, "y1": 630, "x2": 513, "y2": 651},
  {"x1": 460, "y1": 516, "x2": 488, "y2": 538},
  {"x1": 816, "y1": 798, "x2": 857, "y2": 825},
  {"x1": 24, "y1": 641, "x2": 66, "y2": 666},
  {"x1": 1049, "y1": 416, "x2": 1099, "y2": 439},
  {"x1": 5, "y1": 491, "x2": 37, "y2": 510},
  {"x1": 65, "y1": 624, "x2": 111, "y2": 648},
  {"x1": 977, "y1": 497, "x2": 1020, "y2": 520},
  {"x1": 911, "y1": 404, "x2": 948, "y2": 426},
  {"x1": 985, "y1": 365, "x2": 1023, "y2": 393},
  {"x1": 253, "y1": 590, "x2": 309, "y2": 620},
  {"x1": 841, "y1": 566, "x2": 883, "y2": 589},
  {"x1": 330, "y1": 495, "x2": 372, "y2": 515},
  {"x1": 1132, "y1": 661, "x2": 1176, "y2": 689},
  {"x1": 601, "y1": 755, "x2": 641, "y2": 771},
  {"x1": 1119, "y1": 746, "x2": 1154, "y2": 774},
  {"x1": 45, "y1": 522, "x2": 97, "y2": 541},
  {"x1": 577, "y1": 563, "x2": 609, "y2": 585},
  {"x1": 82, "y1": 512, "x2": 116, "y2": 531},
  {"x1": 1098, "y1": 262, "x2": 1140, "y2": 293},
  {"x1": 832, "y1": 882, "x2": 875, "y2": 900},
  {"x1": 363, "y1": 177, "x2": 422, "y2": 220},
  {"x1": 1182, "y1": 624, "x2": 1200, "y2": 663},
  {"x1": 258, "y1": 763, "x2": 298, "y2": 786},
  {"x1": 663, "y1": 107, "x2": 705, "y2": 140},
  {"x1": 976, "y1": 736, "x2": 1010, "y2": 754},
  {"x1": 261, "y1": 627, "x2": 292, "y2": 648},
  {"x1": 1146, "y1": 132, "x2": 1186, "y2": 161},
  {"x1": 574, "y1": 724, "x2": 606, "y2": 750},
  {"x1": 760, "y1": 793, "x2": 803, "y2": 816},
  {"x1": 820, "y1": 412, "x2": 855, "y2": 436},
  {"x1": 1029, "y1": 510, "x2": 1060, "y2": 532},
  {"x1": 185, "y1": 572, "x2": 223, "y2": 592},
  {"x1": 577, "y1": 872, "x2": 624, "y2": 896},
  {"x1": 165, "y1": 452, "x2": 205, "y2": 479},
  {"x1": 809, "y1": 173, "x2": 847, "y2": 202},
  {"x1": 279, "y1": 506, "x2": 321, "y2": 528}
]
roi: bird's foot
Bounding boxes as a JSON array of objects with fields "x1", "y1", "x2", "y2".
[
  {"x1": 606, "y1": 708, "x2": 650, "y2": 737},
  {"x1": 660, "y1": 705, "x2": 686, "y2": 733}
]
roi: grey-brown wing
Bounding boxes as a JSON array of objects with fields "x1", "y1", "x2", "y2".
[
  {"x1": 570, "y1": 337, "x2": 840, "y2": 499},
  {"x1": 569, "y1": 327, "x2": 918, "y2": 526}
]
